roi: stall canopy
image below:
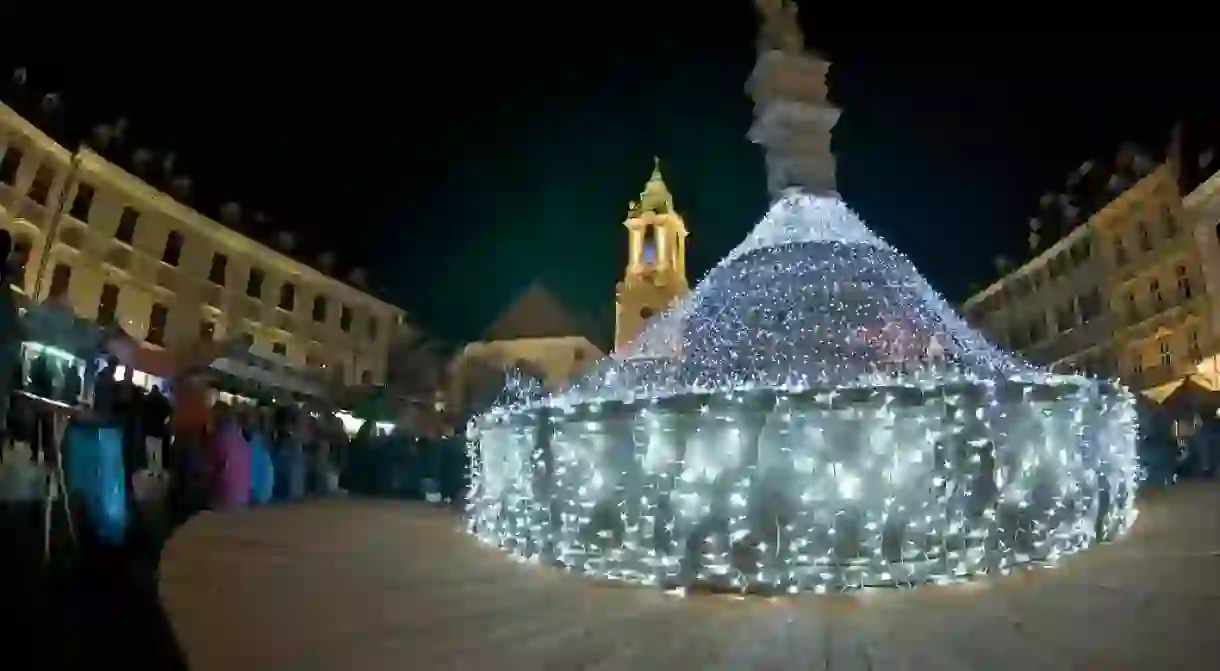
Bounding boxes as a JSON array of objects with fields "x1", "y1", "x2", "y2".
[
  {"x1": 343, "y1": 385, "x2": 400, "y2": 421},
  {"x1": 21, "y1": 299, "x2": 111, "y2": 358},
  {"x1": 1160, "y1": 376, "x2": 1220, "y2": 420},
  {"x1": 22, "y1": 299, "x2": 328, "y2": 402},
  {"x1": 105, "y1": 331, "x2": 241, "y2": 380},
  {"x1": 209, "y1": 348, "x2": 328, "y2": 401}
]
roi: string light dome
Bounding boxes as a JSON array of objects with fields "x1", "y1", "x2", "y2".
[{"x1": 467, "y1": 192, "x2": 1140, "y2": 594}]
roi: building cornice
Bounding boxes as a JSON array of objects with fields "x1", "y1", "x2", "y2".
[
  {"x1": 0, "y1": 102, "x2": 405, "y2": 317},
  {"x1": 1184, "y1": 168, "x2": 1220, "y2": 210},
  {"x1": 962, "y1": 163, "x2": 1173, "y2": 311},
  {"x1": 0, "y1": 103, "x2": 72, "y2": 161}
]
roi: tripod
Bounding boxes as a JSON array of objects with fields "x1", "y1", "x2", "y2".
[{"x1": 23, "y1": 392, "x2": 77, "y2": 563}]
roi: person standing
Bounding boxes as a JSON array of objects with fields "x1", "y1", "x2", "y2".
[
  {"x1": 0, "y1": 231, "x2": 20, "y2": 454},
  {"x1": 142, "y1": 384, "x2": 171, "y2": 468},
  {"x1": 169, "y1": 369, "x2": 212, "y2": 520},
  {"x1": 207, "y1": 403, "x2": 251, "y2": 510},
  {"x1": 59, "y1": 360, "x2": 81, "y2": 405},
  {"x1": 92, "y1": 355, "x2": 120, "y2": 420},
  {"x1": 245, "y1": 405, "x2": 275, "y2": 505},
  {"x1": 273, "y1": 406, "x2": 306, "y2": 501}
]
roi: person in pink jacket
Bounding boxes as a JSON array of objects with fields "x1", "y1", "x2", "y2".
[{"x1": 208, "y1": 403, "x2": 252, "y2": 510}]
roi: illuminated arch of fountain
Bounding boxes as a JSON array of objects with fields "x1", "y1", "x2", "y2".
[{"x1": 466, "y1": 192, "x2": 1139, "y2": 594}]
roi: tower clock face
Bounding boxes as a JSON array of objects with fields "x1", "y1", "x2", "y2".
[{"x1": 640, "y1": 307, "x2": 655, "y2": 319}]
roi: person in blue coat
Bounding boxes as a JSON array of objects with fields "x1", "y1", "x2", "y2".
[
  {"x1": 272, "y1": 405, "x2": 306, "y2": 501},
  {"x1": 63, "y1": 423, "x2": 128, "y2": 546},
  {"x1": 244, "y1": 406, "x2": 274, "y2": 505}
]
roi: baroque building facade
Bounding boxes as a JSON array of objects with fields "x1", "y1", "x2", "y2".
[
  {"x1": 963, "y1": 139, "x2": 1220, "y2": 400},
  {"x1": 0, "y1": 103, "x2": 407, "y2": 392}
]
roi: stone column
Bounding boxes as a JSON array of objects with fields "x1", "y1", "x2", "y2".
[
  {"x1": 655, "y1": 219, "x2": 670, "y2": 272},
  {"x1": 626, "y1": 219, "x2": 644, "y2": 274}
]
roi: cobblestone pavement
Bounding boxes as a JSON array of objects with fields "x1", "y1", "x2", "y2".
[{"x1": 161, "y1": 485, "x2": 1220, "y2": 670}]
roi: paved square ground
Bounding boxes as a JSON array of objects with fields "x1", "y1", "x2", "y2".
[{"x1": 161, "y1": 484, "x2": 1220, "y2": 670}]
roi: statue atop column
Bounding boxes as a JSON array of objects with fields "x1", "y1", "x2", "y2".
[
  {"x1": 755, "y1": 0, "x2": 805, "y2": 53},
  {"x1": 747, "y1": 0, "x2": 840, "y2": 198}
]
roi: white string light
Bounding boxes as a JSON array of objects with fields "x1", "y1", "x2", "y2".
[{"x1": 467, "y1": 192, "x2": 1139, "y2": 594}]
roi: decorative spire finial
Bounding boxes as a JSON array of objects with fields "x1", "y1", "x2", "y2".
[{"x1": 640, "y1": 157, "x2": 673, "y2": 214}]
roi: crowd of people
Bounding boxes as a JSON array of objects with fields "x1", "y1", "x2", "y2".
[
  {"x1": 2, "y1": 352, "x2": 357, "y2": 551},
  {"x1": 0, "y1": 230, "x2": 466, "y2": 563}
]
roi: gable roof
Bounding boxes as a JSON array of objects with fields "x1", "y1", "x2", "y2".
[{"x1": 482, "y1": 281, "x2": 607, "y2": 349}]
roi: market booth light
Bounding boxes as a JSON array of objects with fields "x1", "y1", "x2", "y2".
[
  {"x1": 466, "y1": 192, "x2": 1140, "y2": 595},
  {"x1": 335, "y1": 410, "x2": 395, "y2": 436}
]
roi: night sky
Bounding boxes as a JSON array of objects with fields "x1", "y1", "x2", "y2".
[{"x1": 5, "y1": 9, "x2": 1216, "y2": 346}]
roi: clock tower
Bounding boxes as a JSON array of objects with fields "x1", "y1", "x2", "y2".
[{"x1": 613, "y1": 158, "x2": 690, "y2": 355}]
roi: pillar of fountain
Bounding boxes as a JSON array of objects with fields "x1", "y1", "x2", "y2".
[{"x1": 746, "y1": 0, "x2": 841, "y2": 199}]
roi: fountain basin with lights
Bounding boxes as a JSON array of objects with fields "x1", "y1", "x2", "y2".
[{"x1": 466, "y1": 194, "x2": 1140, "y2": 594}]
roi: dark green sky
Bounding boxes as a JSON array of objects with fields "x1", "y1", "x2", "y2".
[{"x1": 8, "y1": 9, "x2": 1216, "y2": 345}]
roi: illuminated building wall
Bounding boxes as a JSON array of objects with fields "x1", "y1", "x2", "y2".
[
  {"x1": 447, "y1": 282, "x2": 604, "y2": 415},
  {"x1": 613, "y1": 159, "x2": 689, "y2": 355},
  {"x1": 0, "y1": 103, "x2": 407, "y2": 389},
  {"x1": 964, "y1": 155, "x2": 1220, "y2": 398},
  {"x1": 1184, "y1": 168, "x2": 1220, "y2": 389}
]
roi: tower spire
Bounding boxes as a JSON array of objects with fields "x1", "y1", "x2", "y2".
[
  {"x1": 746, "y1": 0, "x2": 841, "y2": 199},
  {"x1": 614, "y1": 158, "x2": 689, "y2": 356},
  {"x1": 639, "y1": 156, "x2": 674, "y2": 214}
]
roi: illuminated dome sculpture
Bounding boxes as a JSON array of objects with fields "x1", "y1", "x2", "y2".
[
  {"x1": 568, "y1": 194, "x2": 1028, "y2": 399},
  {"x1": 467, "y1": 192, "x2": 1139, "y2": 593},
  {"x1": 466, "y1": 1, "x2": 1138, "y2": 593}
]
